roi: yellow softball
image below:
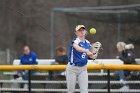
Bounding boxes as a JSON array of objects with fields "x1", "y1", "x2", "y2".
[{"x1": 90, "y1": 28, "x2": 96, "y2": 35}]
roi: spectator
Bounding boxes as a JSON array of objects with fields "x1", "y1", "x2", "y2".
[
  {"x1": 18, "y1": 45, "x2": 38, "y2": 88},
  {"x1": 116, "y1": 42, "x2": 136, "y2": 90},
  {"x1": 116, "y1": 42, "x2": 126, "y2": 80},
  {"x1": 20, "y1": 45, "x2": 38, "y2": 65},
  {"x1": 116, "y1": 42, "x2": 129, "y2": 90},
  {"x1": 48, "y1": 46, "x2": 68, "y2": 80},
  {"x1": 55, "y1": 46, "x2": 68, "y2": 65},
  {"x1": 123, "y1": 44, "x2": 135, "y2": 64},
  {"x1": 123, "y1": 44, "x2": 136, "y2": 77}
]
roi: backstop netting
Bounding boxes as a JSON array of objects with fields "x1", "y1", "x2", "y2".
[{"x1": 51, "y1": 4, "x2": 140, "y2": 59}]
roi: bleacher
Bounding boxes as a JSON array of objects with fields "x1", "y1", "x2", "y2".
[{"x1": 0, "y1": 59, "x2": 140, "y2": 93}]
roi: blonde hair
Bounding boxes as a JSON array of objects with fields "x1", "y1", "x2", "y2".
[{"x1": 117, "y1": 42, "x2": 126, "y2": 51}]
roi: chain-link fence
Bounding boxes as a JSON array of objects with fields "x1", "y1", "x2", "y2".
[
  {"x1": 50, "y1": 4, "x2": 140, "y2": 58},
  {"x1": 0, "y1": 49, "x2": 17, "y2": 65}
]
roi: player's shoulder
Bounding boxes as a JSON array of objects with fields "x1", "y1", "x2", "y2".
[
  {"x1": 30, "y1": 51, "x2": 37, "y2": 56},
  {"x1": 85, "y1": 39, "x2": 90, "y2": 44},
  {"x1": 72, "y1": 38, "x2": 81, "y2": 44},
  {"x1": 85, "y1": 39, "x2": 90, "y2": 43}
]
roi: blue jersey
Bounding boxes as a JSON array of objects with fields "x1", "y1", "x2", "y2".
[
  {"x1": 20, "y1": 51, "x2": 38, "y2": 65},
  {"x1": 68, "y1": 38, "x2": 91, "y2": 66}
]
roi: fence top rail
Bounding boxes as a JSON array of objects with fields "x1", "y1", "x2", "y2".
[{"x1": 0, "y1": 64, "x2": 140, "y2": 71}]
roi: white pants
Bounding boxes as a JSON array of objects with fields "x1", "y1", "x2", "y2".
[{"x1": 66, "y1": 63, "x2": 88, "y2": 93}]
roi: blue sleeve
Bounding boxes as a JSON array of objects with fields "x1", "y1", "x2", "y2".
[
  {"x1": 31, "y1": 52, "x2": 38, "y2": 65},
  {"x1": 20, "y1": 55, "x2": 27, "y2": 64}
]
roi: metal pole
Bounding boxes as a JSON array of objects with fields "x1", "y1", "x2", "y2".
[
  {"x1": 107, "y1": 69, "x2": 110, "y2": 93},
  {"x1": 117, "y1": 13, "x2": 121, "y2": 42},
  {"x1": 6, "y1": 49, "x2": 10, "y2": 64},
  {"x1": 50, "y1": 10, "x2": 54, "y2": 58},
  {"x1": 28, "y1": 70, "x2": 31, "y2": 93}
]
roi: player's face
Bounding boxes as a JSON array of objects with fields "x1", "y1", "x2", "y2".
[
  {"x1": 56, "y1": 51, "x2": 62, "y2": 56},
  {"x1": 75, "y1": 28, "x2": 86, "y2": 37},
  {"x1": 23, "y1": 46, "x2": 30, "y2": 55}
]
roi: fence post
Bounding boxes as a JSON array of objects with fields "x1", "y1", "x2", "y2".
[
  {"x1": 107, "y1": 69, "x2": 110, "y2": 93},
  {"x1": 28, "y1": 70, "x2": 31, "y2": 93}
]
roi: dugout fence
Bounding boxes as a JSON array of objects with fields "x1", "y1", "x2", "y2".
[{"x1": 0, "y1": 64, "x2": 140, "y2": 93}]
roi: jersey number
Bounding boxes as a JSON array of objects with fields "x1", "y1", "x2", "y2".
[{"x1": 82, "y1": 53, "x2": 87, "y2": 58}]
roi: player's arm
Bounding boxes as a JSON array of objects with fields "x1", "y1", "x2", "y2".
[{"x1": 73, "y1": 43, "x2": 93, "y2": 56}]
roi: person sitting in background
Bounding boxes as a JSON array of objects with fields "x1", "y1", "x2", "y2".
[
  {"x1": 116, "y1": 42, "x2": 129, "y2": 90},
  {"x1": 123, "y1": 44, "x2": 135, "y2": 64},
  {"x1": 123, "y1": 44, "x2": 136, "y2": 77},
  {"x1": 48, "y1": 46, "x2": 68, "y2": 80},
  {"x1": 18, "y1": 45, "x2": 38, "y2": 88},
  {"x1": 116, "y1": 42, "x2": 136, "y2": 90},
  {"x1": 55, "y1": 46, "x2": 68, "y2": 75},
  {"x1": 116, "y1": 42, "x2": 126, "y2": 81},
  {"x1": 20, "y1": 45, "x2": 38, "y2": 65},
  {"x1": 55, "y1": 46, "x2": 68, "y2": 65}
]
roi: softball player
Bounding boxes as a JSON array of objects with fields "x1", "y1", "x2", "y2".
[{"x1": 66, "y1": 25, "x2": 93, "y2": 93}]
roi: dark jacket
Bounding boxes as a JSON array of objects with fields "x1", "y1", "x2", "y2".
[
  {"x1": 120, "y1": 49, "x2": 136, "y2": 64},
  {"x1": 55, "y1": 55, "x2": 68, "y2": 65}
]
